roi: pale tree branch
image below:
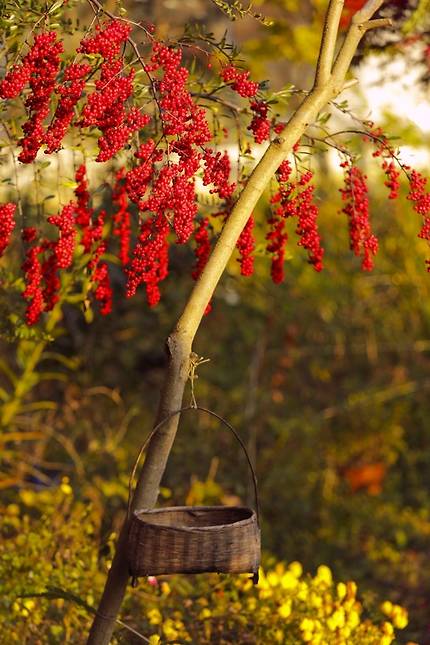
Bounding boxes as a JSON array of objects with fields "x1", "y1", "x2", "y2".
[
  {"x1": 315, "y1": 0, "x2": 345, "y2": 87},
  {"x1": 353, "y1": 0, "x2": 387, "y2": 22},
  {"x1": 360, "y1": 18, "x2": 393, "y2": 30},
  {"x1": 332, "y1": 0, "x2": 388, "y2": 84}
]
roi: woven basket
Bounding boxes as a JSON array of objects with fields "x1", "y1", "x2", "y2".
[
  {"x1": 128, "y1": 505, "x2": 260, "y2": 577},
  {"x1": 126, "y1": 406, "x2": 260, "y2": 583}
]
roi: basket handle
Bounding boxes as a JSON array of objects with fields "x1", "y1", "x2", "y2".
[{"x1": 127, "y1": 405, "x2": 260, "y2": 525}]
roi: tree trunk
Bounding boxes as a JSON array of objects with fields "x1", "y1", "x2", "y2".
[{"x1": 87, "y1": 2, "x2": 388, "y2": 641}]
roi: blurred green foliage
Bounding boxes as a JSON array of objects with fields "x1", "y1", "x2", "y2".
[{"x1": 0, "y1": 486, "x2": 410, "y2": 643}]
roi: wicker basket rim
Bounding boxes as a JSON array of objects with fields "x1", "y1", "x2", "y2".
[{"x1": 132, "y1": 505, "x2": 257, "y2": 533}]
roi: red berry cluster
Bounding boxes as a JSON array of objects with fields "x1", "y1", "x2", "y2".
[
  {"x1": 364, "y1": 123, "x2": 401, "y2": 199},
  {"x1": 78, "y1": 19, "x2": 132, "y2": 61},
  {"x1": 124, "y1": 40, "x2": 218, "y2": 305},
  {"x1": 41, "y1": 247, "x2": 61, "y2": 313},
  {"x1": 112, "y1": 169, "x2": 131, "y2": 266},
  {"x1": 382, "y1": 160, "x2": 401, "y2": 200},
  {"x1": 0, "y1": 203, "x2": 16, "y2": 257},
  {"x1": 80, "y1": 22, "x2": 150, "y2": 162},
  {"x1": 266, "y1": 161, "x2": 292, "y2": 283},
  {"x1": 47, "y1": 203, "x2": 76, "y2": 269},
  {"x1": 21, "y1": 226, "x2": 62, "y2": 320},
  {"x1": 93, "y1": 260, "x2": 113, "y2": 316},
  {"x1": 407, "y1": 170, "x2": 430, "y2": 271},
  {"x1": 340, "y1": 159, "x2": 378, "y2": 271},
  {"x1": 74, "y1": 164, "x2": 94, "y2": 251},
  {"x1": 0, "y1": 32, "x2": 63, "y2": 162},
  {"x1": 77, "y1": 177, "x2": 114, "y2": 314},
  {"x1": 268, "y1": 161, "x2": 324, "y2": 276},
  {"x1": 277, "y1": 160, "x2": 292, "y2": 183},
  {"x1": 128, "y1": 43, "x2": 211, "y2": 245},
  {"x1": 19, "y1": 165, "x2": 117, "y2": 324},
  {"x1": 147, "y1": 42, "x2": 211, "y2": 146},
  {"x1": 126, "y1": 216, "x2": 169, "y2": 306},
  {"x1": 363, "y1": 122, "x2": 430, "y2": 268},
  {"x1": 3, "y1": 18, "x2": 430, "y2": 326},
  {"x1": 141, "y1": 161, "x2": 198, "y2": 244},
  {"x1": 125, "y1": 140, "x2": 162, "y2": 206},
  {"x1": 1, "y1": 20, "x2": 151, "y2": 162},
  {"x1": 220, "y1": 65, "x2": 259, "y2": 98},
  {"x1": 236, "y1": 216, "x2": 255, "y2": 276},
  {"x1": 20, "y1": 32, "x2": 63, "y2": 163},
  {"x1": 192, "y1": 218, "x2": 211, "y2": 280},
  {"x1": 248, "y1": 101, "x2": 271, "y2": 144},
  {"x1": 73, "y1": 166, "x2": 113, "y2": 313},
  {"x1": 202, "y1": 148, "x2": 236, "y2": 199},
  {"x1": 407, "y1": 170, "x2": 430, "y2": 215},
  {"x1": 74, "y1": 164, "x2": 104, "y2": 252},
  {"x1": 294, "y1": 171, "x2": 324, "y2": 272},
  {"x1": 45, "y1": 63, "x2": 92, "y2": 154},
  {"x1": 0, "y1": 62, "x2": 31, "y2": 98},
  {"x1": 21, "y1": 211, "x2": 71, "y2": 324},
  {"x1": 22, "y1": 232, "x2": 45, "y2": 325},
  {"x1": 266, "y1": 216, "x2": 288, "y2": 285}
]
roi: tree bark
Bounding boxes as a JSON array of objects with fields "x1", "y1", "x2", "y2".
[{"x1": 87, "y1": 2, "x2": 389, "y2": 642}]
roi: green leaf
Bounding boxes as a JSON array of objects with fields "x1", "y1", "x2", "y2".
[{"x1": 47, "y1": 1, "x2": 64, "y2": 15}]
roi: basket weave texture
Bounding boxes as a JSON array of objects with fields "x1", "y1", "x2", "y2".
[{"x1": 128, "y1": 505, "x2": 260, "y2": 577}]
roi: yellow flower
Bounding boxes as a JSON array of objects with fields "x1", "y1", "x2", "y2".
[
  {"x1": 337, "y1": 582, "x2": 347, "y2": 600},
  {"x1": 332, "y1": 608, "x2": 345, "y2": 627},
  {"x1": 259, "y1": 588, "x2": 272, "y2": 600},
  {"x1": 346, "y1": 581, "x2": 357, "y2": 599},
  {"x1": 199, "y1": 608, "x2": 211, "y2": 620},
  {"x1": 247, "y1": 597, "x2": 257, "y2": 611},
  {"x1": 19, "y1": 489, "x2": 36, "y2": 506},
  {"x1": 241, "y1": 578, "x2": 253, "y2": 592},
  {"x1": 162, "y1": 619, "x2": 180, "y2": 640},
  {"x1": 258, "y1": 570, "x2": 270, "y2": 590},
  {"x1": 147, "y1": 608, "x2": 162, "y2": 625},
  {"x1": 60, "y1": 477, "x2": 73, "y2": 495},
  {"x1": 316, "y1": 565, "x2": 332, "y2": 586},
  {"x1": 380, "y1": 636, "x2": 394, "y2": 645},
  {"x1": 278, "y1": 601, "x2": 291, "y2": 619},
  {"x1": 382, "y1": 621, "x2": 394, "y2": 635},
  {"x1": 288, "y1": 561, "x2": 303, "y2": 578},
  {"x1": 297, "y1": 582, "x2": 309, "y2": 601},
  {"x1": 281, "y1": 571, "x2": 298, "y2": 590},
  {"x1": 267, "y1": 571, "x2": 280, "y2": 587},
  {"x1": 161, "y1": 581, "x2": 171, "y2": 596},
  {"x1": 392, "y1": 612, "x2": 408, "y2": 629},
  {"x1": 310, "y1": 592, "x2": 323, "y2": 609},
  {"x1": 381, "y1": 600, "x2": 393, "y2": 616},
  {"x1": 347, "y1": 609, "x2": 360, "y2": 629},
  {"x1": 300, "y1": 618, "x2": 315, "y2": 632},
  {"x1": 309, "y1": 636, "x2": 323, "y2": 645}
]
